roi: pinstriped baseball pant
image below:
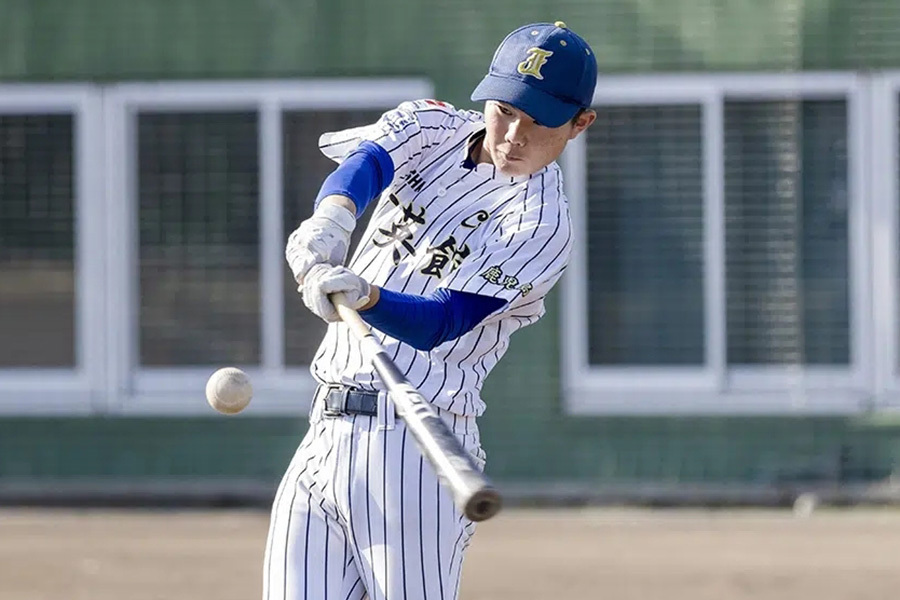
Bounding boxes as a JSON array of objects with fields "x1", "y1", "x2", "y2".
[{"x1": 263, "y1": 392, "x2": 485, "y2": 600}]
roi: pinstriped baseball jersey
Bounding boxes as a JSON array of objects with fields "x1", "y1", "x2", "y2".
[{"x1": 310, "y1": 99, "x2": 573, "y2": 417}]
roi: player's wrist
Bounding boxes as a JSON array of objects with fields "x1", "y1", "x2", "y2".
[
  {"x1": 357, "y1": 285, "x2": 380, "y2": 311},
  {"x1": 315, "y1": 196, "x2": 357, "y2": 233}
]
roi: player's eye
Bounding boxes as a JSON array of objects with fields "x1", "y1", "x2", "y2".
[{"x1": 497, "y1": 104, "x2": 513, "y2": 116}]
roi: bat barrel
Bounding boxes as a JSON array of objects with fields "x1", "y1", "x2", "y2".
[{"x1": 465, "y1": 487, "x2": 503, "y2": 522}]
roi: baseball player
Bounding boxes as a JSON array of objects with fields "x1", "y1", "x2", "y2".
[{"x1": 265, "y1": 21, "x2": 597, "y2": 600}]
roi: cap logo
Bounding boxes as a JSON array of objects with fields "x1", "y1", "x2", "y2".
[{"x1": 516, "y1": 47, "x2": 553, "y2": 80}]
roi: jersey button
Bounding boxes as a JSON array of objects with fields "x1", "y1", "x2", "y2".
[{"x1": 437, "y1": 187, "x2": 447, "y2": 197}]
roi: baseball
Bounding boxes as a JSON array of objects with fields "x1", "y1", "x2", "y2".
[
  {"x1": 205, "y1": 367, "x2": 253, "y2": 414},
  {"x1": 792, "y1": 493, "x2": 819, "y2": 519}
]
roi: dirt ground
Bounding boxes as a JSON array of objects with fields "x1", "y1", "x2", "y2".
[{"x1": 1, "y1": 507, "x2": 898, "y2": 600}]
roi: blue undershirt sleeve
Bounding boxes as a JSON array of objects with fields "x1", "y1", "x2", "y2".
[
  {"x1": 358, "y1": 288, "x2": 507, "y2": 351},
  {"x1": 314, "y1": 140, "x2": 394, "y2": 218}
]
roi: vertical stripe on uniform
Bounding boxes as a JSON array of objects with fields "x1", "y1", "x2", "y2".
[
  {"x1": 364, "y1": 416, "x2": 376, "y2": 598},
  {"x1": 436, "y1": 479, "x2": 444, "y2": 599},
  {"x1": 324, "y1": 511, "x2": 330, "y2": 600},
  {"x1": 383, "y1": 419, "x2": 389, "y2": 600},
  {"x1": 303, "y1": 486, "x2": 313, "y2": 599},
  {"x1": 266, "y1": 420, "x2": 322, "y2": 599},
  {"x1": 278, "y1": 424, "x2": 323, "y2": 597},
  {"x1": 345, "y1": 414, "x2": 362, "y2": 593},
  {"x1": 418, "y1": 456, "x2": 427, "y2": 599},
  {"x1": 447, "y1": 513, "x2": 466, "y2": 594},
  {"x1": 400, "y1": 427, "x2": 409, "y2": 600},
  {"x1": 281, "y1": 445, "x2": 315, "y2": 598},
  {"x1": 265, "y1": 464, "x2": 293, "y2": 600}
]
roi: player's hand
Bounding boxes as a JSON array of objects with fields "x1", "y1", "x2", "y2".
[
  {"x1": 301, "y1": 264, "x2": 371, "y2": 323},
  {"x1": 285, "y1": 204, "x2": 356, "y2": 285}
]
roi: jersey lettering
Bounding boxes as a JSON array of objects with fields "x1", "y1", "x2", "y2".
[
  {"x1": 404, "y1": 170, "x2": 426, "y2": 193},
  {"x1": 372, "y1": 193, "x2": 426, "y2": 265},
  {"x1": 420, "y1": 236, "x2": 470, "y2": 278},
  {"x1": 461, "y1": 210, "x2": 489, "y2": 229}
]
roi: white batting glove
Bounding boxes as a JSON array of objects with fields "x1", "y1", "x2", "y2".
[
  {"x1": 285, "y1": 203, "x2": 356, "y2": 285},
  {"x1": 301, "y1": 264, "x2": 372, "y2": 323}
]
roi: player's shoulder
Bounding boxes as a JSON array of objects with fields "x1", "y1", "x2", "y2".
[
  {"x1": 394, "y1": 99, "x2": 484, "y2": 125},
  {"x1": 501, "y1": 164, "x2": 570, "y2": 219},
  {"x1": 525, "y1": 162, "x2": 567, "y2": 202}
]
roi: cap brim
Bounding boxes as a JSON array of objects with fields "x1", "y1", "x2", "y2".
[{"x1": 471, "y1": 74, "x2": 582, "y2": 128}]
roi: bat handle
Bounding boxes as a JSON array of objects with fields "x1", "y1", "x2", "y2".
[{"x1": 331, "y1": 292, "x2": 372, "y2": 338}]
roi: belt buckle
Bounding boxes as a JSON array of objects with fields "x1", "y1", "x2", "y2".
[{"x1": 323, "y1": 385, "x2": 350, "y2": 417}]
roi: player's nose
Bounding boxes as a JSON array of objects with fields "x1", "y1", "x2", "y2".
[{"x1": 504, "y1": 118, "x2": 527, "y2": 146}]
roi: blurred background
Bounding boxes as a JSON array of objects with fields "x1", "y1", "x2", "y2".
[{"x1": 2, "y1": 1, "x2": 900, "y2": 599}]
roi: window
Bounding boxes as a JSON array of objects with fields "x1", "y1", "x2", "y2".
[
  {"x1": 0, "y1": 114, "x2": 76, "y2": 367},
  {"x1": 725, "y1": 100, "x2": 850, "y2": 367},
  {"x1": 0, "y1": 86, "x2": 104, "y2": 414},
  {"x1": 564, "y1": 74, "x2": 869, "y2": 414},
  {"x1": 138, "y1": 111, "x2": 261, "y2": 366},
  {"x1": 104, "y1": 80, "x2": 431, "y2": 414},
  {"x1": 586, "y1": 105, "x2": 705, "y2": 366}
]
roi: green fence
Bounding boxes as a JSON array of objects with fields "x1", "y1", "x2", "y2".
[
  {"x1": 1, "y1": 0, "x2": 900, "y2": 501},
  {"x1": 5, "y1": 1, "x2": 900, "y2": 87}
]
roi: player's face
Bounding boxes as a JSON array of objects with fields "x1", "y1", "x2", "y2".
[{"x1": 480, "y1": 101, "x2": 595, "y2": 177}]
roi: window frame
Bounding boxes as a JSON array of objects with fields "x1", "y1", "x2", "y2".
[
  {"x1": 870, "y1": 72, "x2": 900, "y2": 410},
  {"x1": 562, "y1": 73, "x2": 871, "y2": 415},
  {"x1": 101, "y1": 79, "x2": 432, "y2": 415},
  {"x1": 0, "y1": 85, "x2": 106, "y2": 415}
]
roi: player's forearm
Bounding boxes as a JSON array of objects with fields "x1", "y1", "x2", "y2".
[{"x1": 357, "y1": 287, "x2": 506, "y2": 351}]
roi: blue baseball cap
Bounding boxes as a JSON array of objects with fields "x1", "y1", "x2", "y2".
[{"x1": 471, "y1": 21, "x2": 598, "y2": 128}]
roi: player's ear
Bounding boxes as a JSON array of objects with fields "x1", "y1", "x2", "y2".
[{"x1": 569, "y1": 109, "x2": 596, "y2": 139}]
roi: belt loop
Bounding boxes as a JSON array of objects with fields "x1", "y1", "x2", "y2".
[{"x1": 377, "y1": 390, "x2": 395, "y2": 431}]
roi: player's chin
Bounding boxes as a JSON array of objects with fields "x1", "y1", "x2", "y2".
[{"x1": 495, "y1": 158, "x2": 535, "y2": 178}]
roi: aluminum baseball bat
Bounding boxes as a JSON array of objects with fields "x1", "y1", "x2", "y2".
[{"x1": 331, "y1": 292, "x2": 502, "y2": 522}]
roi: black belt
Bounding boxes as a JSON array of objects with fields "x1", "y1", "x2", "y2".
[{"x1": 320, "y1": 385, "x2": 380, "y2": 417}]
